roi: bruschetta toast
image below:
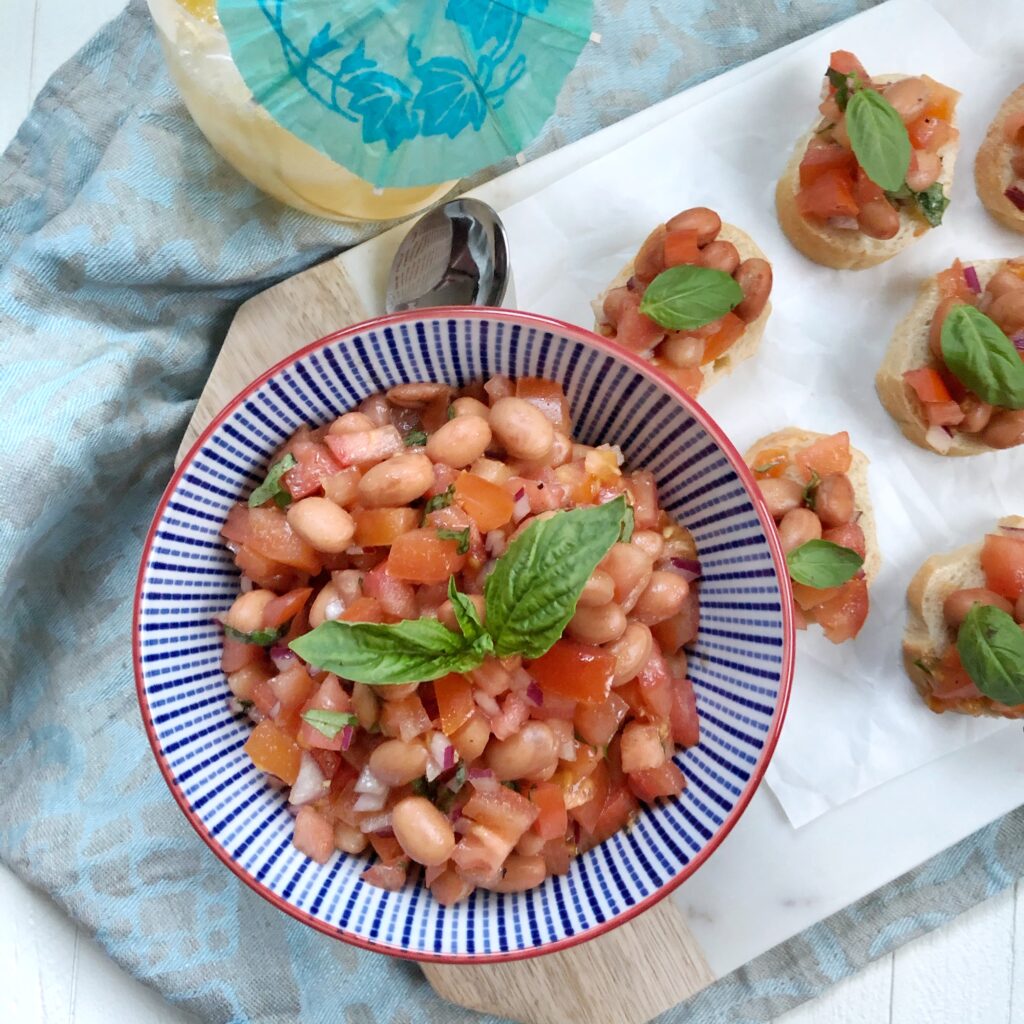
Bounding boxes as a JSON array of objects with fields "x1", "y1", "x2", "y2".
[
  {"x1": 776, "y1": 51, "x2": 960, "y2": 269},
  {"x1": 975, "y1": 84, "x2": 1024, "y2": 233}
]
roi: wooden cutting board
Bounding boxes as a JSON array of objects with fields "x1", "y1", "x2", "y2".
[{"x1": 175, "y1": 247, "x2": 717, "y2": 1024}]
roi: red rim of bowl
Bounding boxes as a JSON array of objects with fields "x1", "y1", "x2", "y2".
[{"x1": 133, "y1": 307, "x2": 795, "y2": 965}]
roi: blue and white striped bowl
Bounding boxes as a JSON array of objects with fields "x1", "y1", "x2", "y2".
[{"x1": 134, "y1": 309, "x2": 794, "y2": 962}]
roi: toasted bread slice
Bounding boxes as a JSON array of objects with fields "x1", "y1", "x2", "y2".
[
  {"x1": 875, "y1": 259, "x2": 1005, "y2": 457},
  {"x1": 744, "y1": 427, "x2": 881, "y2": 583},
  {"x1": 776, "y1": 75, "x2": 960, "y2": 270},
  {"x1": 975, "y1": 84, "x2": 1024, "y2": 233},
  {"x1": 592, "y1": 222, "x2": 772, "y2": 394},
  {"x1": 904, "y1": 516, "x2": 1024, "y2": 716}
]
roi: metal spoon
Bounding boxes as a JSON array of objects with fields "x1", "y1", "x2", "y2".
[{"x1": 385, "y1": 198, "x2": 513, "y2": 313}]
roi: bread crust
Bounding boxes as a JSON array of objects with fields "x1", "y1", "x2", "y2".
[
  {"x1": 776, "y1": 74, "x2": 960, "y2": 270},
  {"x1": 975, "y1": 83, "x2": 1024, "y2": 233},
  {"x1": 875, "y1": 259, "x2": 1009, "y2": 457},
  {"x1": 592, "y1": 222, "x2": 772, "y2": 394},
  {"x1": 903, "y1": 516, "x2": 1024, "y2": 717},
  {"x1": 743, "y1": 427, "x2": 881, "y2": 584}
]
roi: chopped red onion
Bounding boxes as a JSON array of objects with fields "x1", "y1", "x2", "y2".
[
  {"x1": 925, "y1": 424, "x2": 954, "y2": 454},
  {"x1": 353, "y1": 791, "x2": 387, "y2": 814},
  {"x1": 347, "y1": 545, "x2": 365, "y2": 556},
  {"x1": 428, "y1": 731, "x2": 452, "y2": 766},
  {"x1": 449, "y1": 804, "x2": 463, "y2": 821},
  {"x1": 324, "y1": 598, "x2": 344, "y2": 621},
  {"x1": 270, "y1": 645, "x2": 297, "y2": 672},
  {"x1": 1006, "y1": 185, "x2": 1024, "y2": 211},
  {"x1": 447, "y1": 772, "x2": 466, "y2": 793},
  {"x1": 239, "y1": 574, "x2": 253, "y2": 593},
  {"x1": 473, "y1": 689, "x2": 501, "y2": 718},
  {"x1": 468, "y1": 766, "x2": 499, "y2": 792},
  {"x1": 512, "y1": 489, "x2": 530, "y2": 523},
  {"x1": 626, "y1": 275, "x2": 638, "y2": 292},
  {"x1": 355, "y1": 764, "x2": 387, "y2": 796},
  {"x1": 468, "y1": 765, "x2": 494, "y2": 779},
  {"x1": 288, "y1": 753, "x2": 327, "y2": 806},
  {"x1": 425, "y1": 758, "x2": 443, "y2": 783},
  {"x1": 358, "y1": 810, "x2": 393, "y2": 834},
  {"x1": 526, "y1": 681, "x2": 544, "y2": 706},
  {"x1": 340, "y1": 725, "x2": 354, "y2": 751},
  {"x1": 827, "y1": 216, "x2": 859, "y2": 230},
  {"x1": 453, "y1": 815, "x2": 473, "y2": 834},
  {"x1": 963, "y1": 265, "x2": 981, "y2": 294},
  {"x1": 269, "y1": 700, "x2": 282, "y2": 719},
  {"x1": 442, "y1": 744, "x2": 456, "y2": 770},
  {"x1": 485, "y1": 530, "x2": 508, "y2": 558},
  {"x1": 668, "y1": 557, "x2": 703, "y2": 583},
  {"x1": 1011, "y1": 331, "x2": 1024, "y2": 353}
]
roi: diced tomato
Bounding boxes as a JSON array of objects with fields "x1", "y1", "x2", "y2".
[
  {"x1": 386, "y1": 529, "x2": 466, "y2": 583},
  {"x1": 812, "y1": 575, "x2": 869, "y2": 643},
  {"x1": 920, "y1": 76, "x2": 960, "y2": 125},
  {"x1": 363, "y1": 562, "x2": 418, "y2": 619},
  {"x1": 353, "y1": 507, "x2": 419, "y2": 547},
  {"x1": 651, "y1": 592, "x2": 700, "y2": 655},
  {"x1": 430, "y1": 869, "x2": 474, "y2": 906},
  {"x1": 490, "y1": 692, "x2": 531, "y2": 741},
  {"x1": 527, "y1": 781, "x2": 568, "y2": 841},
  {"x1": 574, "y1": 692, "x2": 629, "y2": 747},
  {"x1": 293, "y1": 806, "x2": 334, "y2": 864},
  {"x1": 379, "y1": 694, "x2": 432, "y2": 742},
  {"x1": 853, "y1": 169, "x2": 886, "y2": 208},
  {"x1": 261, "y1": 587, "x2": 313, "y2": 629},
  {"x1": 614, "y1": 291, "x2": 668, "y2": 353},
  {"x1": 936, "y1": 259, "x2": 975, "y2": 302},
  {"x1": 511, "y1": 474, "x2": 566, "y2": 514},
  {"x1": 361, "y1": 862, "x2": 407, "y2": 891},
  {"x1": 434, "y1": 673, "x2": 475, "y2": 736},
  {"x1": 930, "y1": 646, "x2": 980, "y2": 701},
  {"x1": 339, "y1": 596, "x2": 385, "y2": 622},
  {"x1": 904, "y1": 367, "x2": 953, "y2": 404},
  {"x1": 636, "y1": 644, "x2": 673, "y2": 720},
  {"x1": 528, "y1": 640, "x2": 615, "y2": 705},
  {"x1": 282, "y1": 441, "x2": 342, "y2": 500},
  {"x1": 652, "y1": 358, "x2": 704, "y2": 398},
  {"x1": 297, "y1": 674, "x2": 352, "y2": 750},
  {"x1": 981, "y1": 532, "x2": 1024, "y2": 600},
  {"x1": 799, "y1": 140, "x2": 856, "y2": 187},
  {"x1": 221, "y1": 634, "x2": 262, "y2": 673},
  {"x1": 796, "y1": 167, "x2": 859, "y2": 221},
  {"x1": 244, "y1": 720, "x2": 302, "y2": 785},
  {"x1": 455, "y1": 472, "x2": 515, "y2": 532},
  {"x1": 664, "y1": 229, "x2": 701, "y2": 267},
  {"x1": 250, "y1": 678, "x2": 278, "y2": 718},
  {"x1": 553, "y1": 461, "x2": 601, "y2": 505},
  {"x1": 244, "y1": 507, "x2": 321, "y2": 574},
  {"x1": 828, "y1": 50, "x2": 868, "y2": 80},
  {"x1": 233, "y1": 545, "x2": 297, "y2": 592},
  {"x1": 226, "y1": 661, "x2": 272, "y2": 700},
  {"x1": 628, "y1": 761, "x2": 686, "y2": 803},
  {"x1": 369, "y1": 834, "x2": 406, "y2": 866},
  {"x1": 450, "y1": 825, "x2": 508, "y2": 887},
  {"x1": 270, "y1": 664, "x2": 317, "y2": 710},
  {"x1": 309, "y1": 748, "x2": 343, "y2": 779},
  {"x1": 463, "y1": 786, "x2": 539, "y2": 841},
  {"x1": 822, "y1": 521, "x2": 867, "y2": 559},
  {"x1": 322, "y1": 467, "x2": 361, "y2": 505},
  {"x1": 515, "y1": 377, "x2": 571, "y2": 433},
  {"x1": 924, "y1": 401, "x2": 965, "y2": 428},
  {"x1": 324, "y1": 426, "x2": 403, "y2": 467},
  {"x1": 623, "y1": 471, "x2": 659, "y2": 530},
  {"x1": 620, "y1": 722, "x2": 667, "y2": 773},
  {"x1": 669, "y1": 677, "x2": 700, "y2": 747},
  {"x1": 542, "y1": 837, "x2": 574, "y2": 876},
  {"x1": 699, "y1": 312, "x2": 747, "y2": 364},
  {"x1": 794, "y1": 431, "x2": 851, "y2": 481},
  {"x1": 221, "y1": 503, "x2": 252, "y2": 546},
  {"x1": 590, "y1": 784, "x2": 638, "y2": 844},
  {"x1": 528, "y1": 688, "x2": 577, "y2": 721},
  {"x1": 791, "y1": 581, "x2": 844, "y2": 611},
  {"x1": 569, "y1": 759, "x2": 610, "y2": 834}
]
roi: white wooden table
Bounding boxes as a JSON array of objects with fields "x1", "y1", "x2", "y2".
[{"x1": 2, "y1": 3, "x2": 1021, "y2": 1022}]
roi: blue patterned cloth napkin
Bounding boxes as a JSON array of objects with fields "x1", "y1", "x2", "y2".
[{"x1": 7, "y1": 2, "x2": 1021, "y2": 1022}]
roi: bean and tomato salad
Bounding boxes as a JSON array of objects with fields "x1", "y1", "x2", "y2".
[
  {"x1": 797, "y1": 51, "x2": 958, "y2": 238},
  {"x1": 1001, "y1": 112, "x2": 1024, "y2": 213},
  {"x1": 904, "y1": 258, "x2": 1024, "y2": 451},
  {"x1": 218, "y1": 376, "x2": 703, "y2": 903},
  {"x1": 918, "y1": 524, "x2": 1024, "y2": 714},
  {"x1": 751, "y1": 432, "x2": 869, "y2": 643},
  {"x1": 597, "y1": 206, "x2": 772, "y2": 396}
]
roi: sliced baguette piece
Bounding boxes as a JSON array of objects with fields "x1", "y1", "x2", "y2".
[
  {"x1": 776, "y1": 74, "x2": 960, "y2": 270},
  {"x1": 875, "y1": 258, "x2": 1005, "y2": 457},
  {"x1": 975, "y1": 84, "x2": 1024, "y2": 233},
  {"x1": 592, "y1": 222, "x2": 772, "y2": 394},
  {"x1": 903, "y1": 515, "x2": 1024, "y2": 716},
  {"x1": 744, "y1": 428, "x2": 881, "y2": 584}
]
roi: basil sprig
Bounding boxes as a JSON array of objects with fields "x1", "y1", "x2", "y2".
[
  {"x1": 301, "y1": 709, "x2": 358, "y2": 739},
  {"x1": 639, "y1": 266, "x2": 743, "y2": 331},
  {"x1": 423, "y1": 484, "x2": 455, "y2": 520},
  {"x1": 290, "y1": 496, "x2": 632, "y2": 683},
  {"x1": 404, "y1": 429, "x2": 428, "y2": 447},
  {"x1": 846, "y1": 88, "x2": 912, "y2": 192},
  {"x1": 957, "y1": 604, "x2": 1024, "y2": 706},
  {"x1": 911, "y1": 183, "x2": 949, "y2": 227},
  {"x1": 437, "y1": 527, "x2": 471, "y2": 555},
  {"x1": 826, "y1": 66, "x2": 861, "y2": 113},
  {"x1": 223, "y1": 623, "x2": 285, "y2": 646},
  {"x1": 786, "y1": 539, "x2": 863, "y2": 589},
  {"x1": 941, "y1": 305, "x2": 1024, "y2": 410},
  {"x1": 248, "y1": 453, "x2": 296, "y2": 509}
]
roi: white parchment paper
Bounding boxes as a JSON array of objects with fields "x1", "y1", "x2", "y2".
[{"x1": 498, "y1": 0, "x2": 1024, "y2": 827}]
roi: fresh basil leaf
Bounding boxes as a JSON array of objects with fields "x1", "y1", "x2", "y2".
[
  {"x1": 437, "y1": 527, "x2": 470, "y2": 555},
  {"x1": 290, "y1": 617, "x2": 488, "y2": 684},
  {"x1": 753, "y1": 456, "x2": 786, "y2": 476},
  {"x1": 941, "y1": 305, "x2": 1024, "y2": 410},
  {"x1": 639, "y1": 266, "x2": 743, "y2": 331},
  {"x1": 404, "y1": 429, "x2": 428, "y2": 447},
  {"x1": 301, "y1": 708, "x2": 358, "y2": 739},
  {"x1": 423, "y1": 484, "x2": 455, "y2": 520},
  {"x1": 802, "y1": 471, "x2": 821, "y2": 511},
  {"x1": 913, "y1": 657, "x2": 934, "y2": 678},
  {"x1": 827, "y1": 67, "x2": 853, "y2": 112},
  {"x1": 786, "y1": 539, "x2": 863, "y2": 589},
  {"x1": 446, "y1": 404, "x2": 457, "y2": 420},
  {"x1": 484, "y1": 496, "x2": 629, "y2": 658},
  {"x1": 223, "y1": 623, "x2": 285, "y2": 646},
  {"x1": 248, "y1": 453, "x2": 296, "y2": 509},
  {"x1": 411, "y1": 777, "x2": 429, "y2": 796},
  {"x1": 435, "y1": 762, "x2": 468, "y2": 812},
  {"x1": 846, "y1": 88, "x2": 912, "y2": 192},
  {"x1": 957, "y1": 604, "x2": 1024, "y2": 705},
  {"x1": 447, "y1": 577, "x2": 487, "y2": 644},
  {"x1": 620, "y1": 504, "x2": 635, "y2": 543},
  {"x1": 912, "y1": 183, "x2": 949, "y2": 227}
]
